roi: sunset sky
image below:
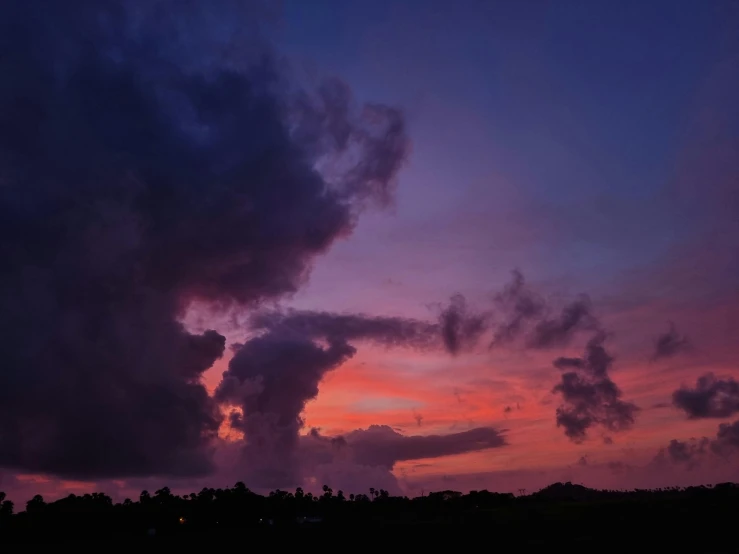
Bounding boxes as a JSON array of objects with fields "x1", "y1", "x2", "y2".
[{"x1": 1, "y1": 0, "x2": 738, "y2": 504}]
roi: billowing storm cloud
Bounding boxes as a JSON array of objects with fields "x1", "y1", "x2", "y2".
[
  {"x1": 0, "y1": 0, "x2": 408, "y2": 479},
  {"x1": 215, "y1": 300, "x2": 496, "y2": 488},
  {"x1": 293, "y1": 425, "x2": 507, "y2": 493},
  {"x1": 215, "y1": 330, "x2": 357, "y2": 488}
]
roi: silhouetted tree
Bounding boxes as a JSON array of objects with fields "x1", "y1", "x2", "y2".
[
  {"x1": 0, "y1": 492, "x2": 13, "y2": 517},
  {"x1": 2, "y1": 480, "x2": 739, "y2": 547},
  {"x1": 26, "y1": 494, "x2": 46, "y2": 516}
]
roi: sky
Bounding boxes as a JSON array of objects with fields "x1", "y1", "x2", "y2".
[{"x1": 1, "y1": 0, "x2": 738, "y2": 504}]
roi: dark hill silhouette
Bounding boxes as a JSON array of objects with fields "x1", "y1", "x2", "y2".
[
  {"x1": 531, "y1": 481, "x2": 602, "y2": 501},
  {"x1": 1, "y1": 481, "x2": 738, "y2": 548}
]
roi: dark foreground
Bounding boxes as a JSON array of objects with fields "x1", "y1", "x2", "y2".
[{"x1": 2, "y1": 482, "x2": 738, "y2": 549}]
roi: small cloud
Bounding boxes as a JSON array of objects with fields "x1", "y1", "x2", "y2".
[
  {"x1": 651, "y1": 322, "x2": 689, "y2": 361},
  {"x1": 453, "y1": 388, "x2": 465, "y2": 403},
  {"x1": 606, "y1": 461, "x2": 631, "y2": 475},
  {"x1": 672, "y1": 373, "x2": 739, "y2": 419}
]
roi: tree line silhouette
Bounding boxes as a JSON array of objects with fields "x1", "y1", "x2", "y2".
[{"x1": 2, "y1": 481, "x2": 738, "y2": 546}]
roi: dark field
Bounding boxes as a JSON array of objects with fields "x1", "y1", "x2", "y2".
[{"x1": 2, "y1": 482, "x2": 738, "y2": 549}]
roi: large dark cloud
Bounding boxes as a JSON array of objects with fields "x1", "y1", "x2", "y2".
[
  {"x1": 672, "y1": 373, "x2": 739, "y2": 419},
  {"x1": 651, "y1": 322, "x2": 689, "y2": 361},
  {"x1": 551, "y1": 333, "x2": 638, "y2": 441},
  {"x1": 0, "y1": 0, "x2": 407, "y2": 479}
]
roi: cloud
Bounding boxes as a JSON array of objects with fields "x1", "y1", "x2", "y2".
[
  {"x1": 246, "y1": 271, "x2": 610, "y2": 384},
  {"x1": 606, "y1": 461, "x2": 632, "y2": 475},
  {"x1": 247, "y1": 293, "x2": 491, "y2": 358},
  {"x1": 651, "y1": 322, "x2": 689, "y2": 361},
  {"x1": 217, "y1": 299, "x2": 497, "y2": 489},
  {"x1": 552, "y1": 333, "x2": 638, "y2": 442},
  {"x1": 439, "y1": 294, "x2": 489, "y2": 355},
  {"x1": 711, "y1": 420, "x2": 739, "y2": 457},
  {"x1": 654, "y1": 438, "x2": 710, "y2": 470},
  {"x1": 672, "y1": 373, "x2": 739, "y2": 419},
  {"x1": 221, "y1": 308, "x2": 441, "y2": 489},
  {"x1": 248, "y1": 309, "x2": 440, "y2": 351},
  {"x1": 307, "y1": 459, "x2": 404, "y2": 496},
  {"x1": 490, "y1": 270, "x2": 600, "y2": 349},
  {"x1": 490, "y1": 270, "x2": 546, "y2": 346},
  {"x1": 654, "y1": 420, "x2": 739, "y2": 469},
  {"x1": 341, "y1": 425, "x2": 507, "y2": 469},
  {"x1": 215, "y1": 331, "x2": 356, "y2": 489},
  {"x1": 211, "y1": 423, "x2": 508, "y2": 495},
  {"x1": 299, "y1": 425, "x2": 506, "y2": 487},
  {"x1": 527, "y1": 296, "x2": 599, "y2": 349},
  {"x1": 0, "y1": 0, "x2": 407, "y2": 479},
  {"x1": 668, "y1": 438, "x2": 708, "y2": 463}
]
